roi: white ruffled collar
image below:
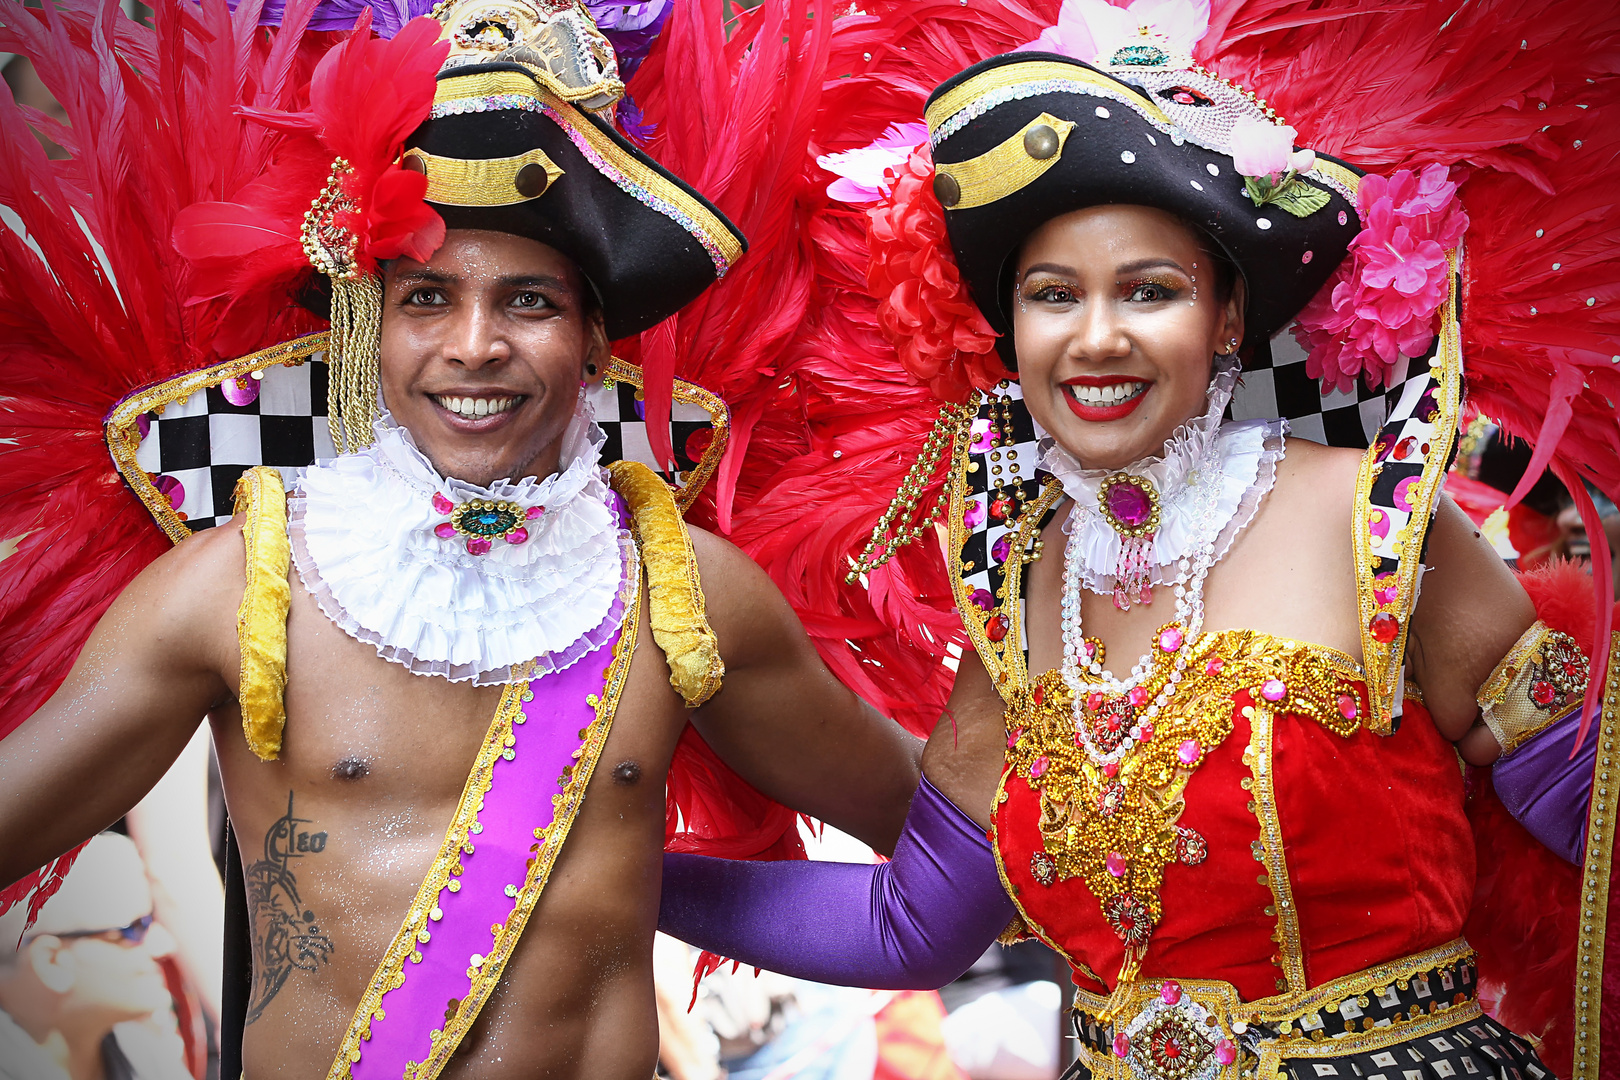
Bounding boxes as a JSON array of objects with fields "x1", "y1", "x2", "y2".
[
  {"x1": 1036, "y1": 360, "x2": 1287, "y2": 594},
  {"x1": 289, "y1": 395, "x2": 635, "y2": 684}
]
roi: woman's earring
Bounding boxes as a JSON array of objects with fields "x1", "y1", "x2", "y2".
[
  {"x1": 1223, "y1": 337, "x2": 1239, "y2": 355},
  {"x1": 585, "y1": 361, "x2": 599, "y2": 377}
]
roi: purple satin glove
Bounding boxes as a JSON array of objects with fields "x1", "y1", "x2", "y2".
[
  {"x1": 1493, "y1": 707, "x2": 1597, "y2": 864},
  {"x1": 659, "y1": 775, "x2": 1015, "y2": 990}
]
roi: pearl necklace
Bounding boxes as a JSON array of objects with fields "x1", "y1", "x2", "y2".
[{"x1": 1059, "y1": 438, "x2": 1228, "y2": 760}]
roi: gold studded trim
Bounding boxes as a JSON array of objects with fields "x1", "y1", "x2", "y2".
[
  {"x1": 433, "y1": 68, "x2": 538, "y2": 108},
  {"x1": 1353, "y1": 253, "x2": 1463, "y2": 734},
  {"x1": 1572, "y1": 631, "x2": 1620, "y2": 1080},
  {"x1": 105, "y1": 333, "x2": 331, "y2": 545},
  {"x1": 325, "y1": 675, "x2": 533, "y2": 1079},
  {"x1": 943, "y1": 397, "x2": 1065, "y2": 701},
  {"x1": 405, "y1": 563, "x2": 641, "y2": 1078},
  {"x1": 925, "y1": 61, "x2": 1170, "y2": 137},
  {"x1": 603, "y1": 356, "x2": 730, "y2": 514},
  {"x1": 933, "y1": 112, "x2": 1075, "y2": 210},
  {"x1": 405, "y1": 146, "x2": 564, "y2": 206},
  {"x1": 1244, "y1": 707, "x2": 1306, "y2": 994}
]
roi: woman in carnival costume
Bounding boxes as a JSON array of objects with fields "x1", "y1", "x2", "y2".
[{"x1": 660, "y1": 1, "x2": 1620, "y2": 1077}]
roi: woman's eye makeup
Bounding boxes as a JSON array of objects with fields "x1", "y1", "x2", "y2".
[
  {"x1": 1022, "y1": 277, "x2": 1078, "y2": 303},
  {"x1": 1124, "y1": 276, "x2": 1184, "y2": 302}
]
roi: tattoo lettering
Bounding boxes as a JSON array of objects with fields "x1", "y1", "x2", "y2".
[{"x1": 244, "y1": 791, "x2": 334, "y2": 1024}]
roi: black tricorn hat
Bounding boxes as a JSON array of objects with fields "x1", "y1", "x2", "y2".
[
  {"x1": 404, "y1": 62, "x2": 746, "y2": 341},
  {"x1": 924, "y1": 51, "x2": 1364, "y2": 368}
]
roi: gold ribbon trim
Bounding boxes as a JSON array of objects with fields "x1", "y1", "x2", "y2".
[
  {"x1": 232, "y1": 467, "x2": 292, "y2": 762},
  {"x1": 933, "y1": 113, "x2": 1075, "y2": 210},
  {"x1": 1475, "y1": 619, "x2": 1588, "y2": 756},
  {"x1": 607, "y1": 460, "x2": 724, "y2": 707},
  {"x1": 404, "y1": 146, "x2": 564, "y2": 207},
  {"x1": 925, "y1": 61, "x2": 1170, "y2": 135}
]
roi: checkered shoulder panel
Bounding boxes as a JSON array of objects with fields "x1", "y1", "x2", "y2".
[{"x1": 106, "y1": 336, "x2": 730, "y2": 544}]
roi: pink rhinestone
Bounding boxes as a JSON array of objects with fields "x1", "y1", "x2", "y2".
[
  {"x1": 1158, "y1": 626, "x2": 1183, "y2": 652},
  {"x1": 1113, "y1": 1033, "x2": 1131, "y2": 1058},
  {"x1": 1087, "y1": 692, "x2": 1106, "y2": 712},
  {"x1": 1006, "y1": 727, "x2": 1024, "y2": 749},
  {"x1": 1160, "y1": 980, "x2": 1182, "y2": 1005},
  {"x1": 1205, "y1": 657, "x2": 1224, "y2": 675},
  {"x1": 1260, "y1": 678, "x2": 1287, "y2": 703},
  {"x1": 1178, "y1": 739, "x2": 1201, "y2": 765},
  {"x1": 1215, "y1": 1040, "x2": 1237, "y2": 1065},
  {"x1": 466, "y1": 537, "x2": 493, "y2": 556},
  {"x1": 1105, "y1": 481, "x2": 1154, "y2": 529},
  {"x1": 1029, "y1": 756, "x2": 1048, "y2": 779},
  {"x1": 1338, "y1": 693, "x2": 1360, "y2": 720},
  {"x1": 1106, "y1": 852, "x2": 1128, "y2": 877},
  {"x1": 432, "y1": 493, "x2": 454, "y2": 515},
  {"x1": 525, "y1": 505, "x2": 544, "y2": 519},
  {"x1": 434, "y1": 522, "x2": 458, "y2": 540},
  {"x1": 1102, "y1": 761, "x2": 1119, "y2": 778},
  {"x1": 507, "y1": 527, "x2": 529, "y2": 545},
  {"x1": 1127, "y1": 686, "x2": 1150, "y2": 708},
  {"x1": 1137, "y1": 722, "x2": 1154, "y2": 742}
]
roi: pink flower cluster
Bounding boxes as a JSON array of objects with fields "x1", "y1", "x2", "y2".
[{"x1": 1294, "y1": 164, "x2": 1468, "y2": 393}]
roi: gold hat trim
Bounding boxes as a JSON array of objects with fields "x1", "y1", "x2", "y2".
[
  {"x1": 926, "y1": 60, "x2": 1171, "y2": 138},
  {"x1": 934, "y1": 113, "x2": 1075, "y2": 211},
  {"x1": 404, "y1": 146, "x2": 564, "y2": 207}
]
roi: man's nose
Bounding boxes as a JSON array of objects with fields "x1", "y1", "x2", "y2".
[{"x1": 446, "y1": 306, "x2": 510, "y2": 370}]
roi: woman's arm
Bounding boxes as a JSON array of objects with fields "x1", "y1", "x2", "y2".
[{"x1": 658, "y1": 651, "x2": 1015, "y2": 989}]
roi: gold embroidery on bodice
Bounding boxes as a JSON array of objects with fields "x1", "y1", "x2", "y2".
[{"x1": 1003, "y1": 630, "x2": 1366, "y2": 955}]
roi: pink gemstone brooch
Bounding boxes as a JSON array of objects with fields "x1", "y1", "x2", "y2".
[
  {"x1": 431, "y1": 492, "x2": 542, "y2": 555},
  {"x1": 1096, "y1": 473, "x2": 1162, "y2": 611}
]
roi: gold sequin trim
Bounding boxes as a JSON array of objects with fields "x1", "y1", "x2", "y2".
[
  {"x1": 925, "y1": 61, "x2": 1171, "y2": 136},
  {"x1": 105, "y1": 333, "x2": 330, "y2": 544},
  {"x1": 325, "y1": 674, "x2": 533, "y2": 1079},
  {"x1": 1572, "y1": 632, "x2": 1620, "y2": 1079},
  {"x1": 1353, "y1": 253, "x2": 1462, "y2": 734},
  {"x1": 1243, "y1": 707, "x2": 1306, "y2": 993},
  {"x1": 604, "y1": 356, "x2": 729, "y2": 514},
  {"x1": 406, "y1": 564, "x2": 642, "y2": 1078}
]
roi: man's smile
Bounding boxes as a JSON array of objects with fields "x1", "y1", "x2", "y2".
[{"x1": 428, "y1": 393, "x2": 527, "y2": 429}]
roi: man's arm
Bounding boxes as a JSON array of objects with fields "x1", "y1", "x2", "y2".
[
  {"x1": 0, "y1": 522, "x2": 241, "y2": 889},
  {"x1": 685, "y1": 528, "x2": 923, "y2": 855}
]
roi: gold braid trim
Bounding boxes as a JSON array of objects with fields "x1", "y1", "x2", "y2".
[
  {"x1": 1475, "y1": 619, "x2": 1589, "y2": 756},
  {"x1": 607, "y1": 460, "x2": 723, "y2": 707},
  {"x1": 326, "y1": 274, "x2": 383, "y2": 454},
  {"x1": 1572, "y1": 632, "x2": 1620, "y2": 1079},
  {"x1": 231, "y1": 468, "x2": 292, "y2": 762}
]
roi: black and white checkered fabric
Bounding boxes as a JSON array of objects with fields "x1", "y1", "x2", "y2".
[{"x1": 129, "y1": 357, "x2": 721, "y2": 532}]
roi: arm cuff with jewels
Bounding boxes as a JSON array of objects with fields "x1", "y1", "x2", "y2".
[{"x1": 1475, "y1": 620, "x2": 1589, "y2": 757}]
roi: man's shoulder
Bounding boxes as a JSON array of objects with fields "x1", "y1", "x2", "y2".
[{"x1": 132, "y1": 513, "x2": 252, "y2": 619}]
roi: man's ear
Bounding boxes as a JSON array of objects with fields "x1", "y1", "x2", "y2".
[
  {"x1": 582, "y1": 310, "x2": 610, "y2": 388},
  {"x1": 27, "y1": 936, "x2": 75, "y2": 995}
]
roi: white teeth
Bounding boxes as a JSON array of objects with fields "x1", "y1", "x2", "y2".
[
  {"x1": 434, "y1": 395, "x2": 517, "y2": 419},
  {"x1": 1072, "y1": 382, "x2": 1145, "y2": 406}
]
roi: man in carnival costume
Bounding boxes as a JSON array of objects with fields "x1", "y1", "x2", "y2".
[
  {"x1": 645, "y1": 1, "x2": 1620, "y2": 1078},
  {"x1": 0, "y1": 1, "x2": 925, "y2": 1076}
]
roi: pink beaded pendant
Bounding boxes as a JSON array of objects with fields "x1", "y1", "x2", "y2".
[{"x1": 1097, "y1": 473, "x2": 1162, "y2": 611}]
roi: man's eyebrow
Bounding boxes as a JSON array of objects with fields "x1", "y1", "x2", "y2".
[
  {"x1": 390, "y1": 268, "x2": 455, "y2": 288},
  {"x1": 497, "y1": 273, "x2": 574, "y2": 293}
]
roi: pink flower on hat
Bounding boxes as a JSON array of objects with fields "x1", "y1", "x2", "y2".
[
  {"x1": 1230, "y1": 117, "x2": 1298, "y2": 180},
  {"x1": 1017, "y1": 0, "x2": 1211, "y2": 64},
  {"x1": 1295, "y1": 163, "x2": 1469, "y2": 393}
]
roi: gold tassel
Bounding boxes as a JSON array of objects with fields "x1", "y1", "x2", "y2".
[
  {"x1": 846, "y1": 400, "x2": 977, "y2": 583},
  {"x1": 1096, "y1": 946, "x2": 1144, "y2": 1024},
  {"x1": 326, "y1": 272, "x2": 384, "y2": 453}
]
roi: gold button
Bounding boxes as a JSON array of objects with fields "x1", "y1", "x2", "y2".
[
  {"x1": 933, "y1": 172, "x2": 961, "y2": 208},
  {"x1": 1023, "y1": 124, "x2": 1060, "y2": 160},
  {"x1": 515, "y1": 162, "x2": 550, "y2": 199}
]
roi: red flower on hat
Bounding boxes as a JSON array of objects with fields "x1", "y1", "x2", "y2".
[{"x1": 866, "y1": 147, "x2": 1009, "y2": 405}]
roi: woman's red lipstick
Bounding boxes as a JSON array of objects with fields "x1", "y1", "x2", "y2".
[{"x1": 1061, "y1": 376, "x2": 1151, "y2": 422}]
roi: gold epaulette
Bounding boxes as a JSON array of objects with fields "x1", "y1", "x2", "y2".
[
  {"x1": 232, "y1": 467, "x2": 292, "y2": 761},
  {"x1": 607, "y1": 460, "x2": 724, "y2": 708}
]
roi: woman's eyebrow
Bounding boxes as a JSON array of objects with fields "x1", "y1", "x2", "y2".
[
  {"x1": 1022, "y1": 262, "x2": 1078, "y2": 277},
  {"x1": 1115, "y1": 257, "x2": 1186, "y2": 276}
]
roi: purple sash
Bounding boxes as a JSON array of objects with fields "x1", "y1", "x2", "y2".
[{"x1": 327, "y1": 563, "x2": 639, "y2": 1080}]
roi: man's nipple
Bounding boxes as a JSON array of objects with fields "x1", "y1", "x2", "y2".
[
  {"x1": 612, "y1": 760, "x2": 641, "y2": 785},
  {"x1": 332, "y1": 757, "x2": 371, "y2": 781}
]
